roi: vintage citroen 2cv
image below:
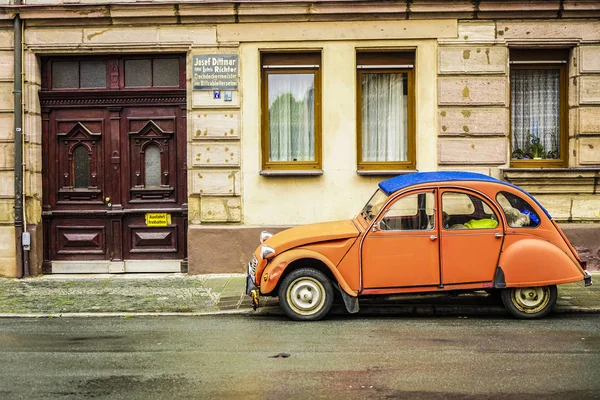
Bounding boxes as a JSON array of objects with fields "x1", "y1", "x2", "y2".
[{"x1": 246, "y1": 171, "x2": 592, "y2": 321}]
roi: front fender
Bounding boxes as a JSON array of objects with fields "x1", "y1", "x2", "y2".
[
  {"x1": 499, "y1": 235, "x2": 585, "y2": 287},
  {"x1": 259, "y1": 248, "x2": 358, "y2": 297}
]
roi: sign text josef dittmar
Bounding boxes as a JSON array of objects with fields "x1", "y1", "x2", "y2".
[{"x1": 193, "y1": 54, "x2": 238, "y2": 90}]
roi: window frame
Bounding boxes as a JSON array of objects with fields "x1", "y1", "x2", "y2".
[
  {"x1": 441, "y1": 191, "x2": 500, "y2": 231},
  {"x1": 260, "y1": 52, "x2": 322, "y2": 171},
  {"x1": 356, "y1": 51, "x2": 416, "y2": 171},
  {"x1": 509, "y1": 51, "x2": 569, "y2": 169},
  {"x1": 495, "y1": 191, "x2": 541, "y2": 229},
  {"x1": 379, "y1": 191, "x2": 435, "y2": 232},
  {"x1": 42, "y1": 54, "x2": 186, "y2": 92}
]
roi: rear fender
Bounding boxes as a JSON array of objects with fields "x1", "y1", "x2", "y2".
[
  {"x1": 499, "y1": 235, "x2": 585, "y2": 287},
  {"x1": 259, "y1": 248, "x2": 358, "y2": 297}
]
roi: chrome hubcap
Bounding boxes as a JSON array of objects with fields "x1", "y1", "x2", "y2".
[
  {"x1": 511, "y1": 287, "x2": 550, "y2": 313},
  {"x1": 286, "y1": 277, "x2": 326, "y2": 316}
]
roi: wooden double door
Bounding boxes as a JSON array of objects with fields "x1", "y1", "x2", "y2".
[{"x1": 42, "y1": 103, "x2": 187, "y2": 273}]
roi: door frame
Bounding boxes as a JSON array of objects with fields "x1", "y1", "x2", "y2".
[
  {"x1": 359, "y1": 188, "x2": 441, "y2": 293},
  {"x1": 436, "y1": 186, "x2": 506, "y2": 286},
  {"x1": 40, "y1": 54, "x2": 188, "y2": 274}
]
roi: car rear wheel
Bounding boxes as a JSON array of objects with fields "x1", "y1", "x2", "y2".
[
  {"x1": 501, "y1": 285, "x2": 557, "y2": 319},
  {"x1": 278, "y1": 268, "x2": 334, "y2": 321}
]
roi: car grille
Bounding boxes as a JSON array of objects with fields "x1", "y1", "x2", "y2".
[{"x1": 249, "y1": 255, "x2": 258, "y2": 275}]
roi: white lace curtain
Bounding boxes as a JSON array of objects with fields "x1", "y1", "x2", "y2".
[
  {"x1": 511, "y1": 69, "x2": 560, "y2": 159},
  {"x1": 361, "y1": 73, "x2": 408, "y2": 162},
  {"x1": 268, "y1": 74, "x2": 315, "y2": 162}
]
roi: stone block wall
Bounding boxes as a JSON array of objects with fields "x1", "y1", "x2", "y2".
[
  {"x1": 188, "y1": 50, "x2": 242, "y2": 227},
  {"x1": 576, "y1": 46, "x2": 600, "y2": 166},
  {"x1": 437, "y1": 23, "x2": 508, "y2": 179},
  {"x1": 438, "y1": 20, "x2": 600, "y2": 221}
]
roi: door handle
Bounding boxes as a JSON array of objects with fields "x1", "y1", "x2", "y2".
[
  {"x1": 495, "y1": 233, "x2": 503, "y2": 239},
  {"x1": 429, "y1": 235, "x2": 437, "y2": 241}
]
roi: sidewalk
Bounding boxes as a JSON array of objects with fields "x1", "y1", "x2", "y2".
[{"x1": 0, "y1": 273, "x2": 598, "y2": 317}]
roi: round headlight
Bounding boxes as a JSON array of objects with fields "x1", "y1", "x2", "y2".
[
  {"x1": 260, "y1": 231, "x2": 273, "y2": 243},
  {"x1": 260, "y1": 245, "x2": 276, "y2": 259}
]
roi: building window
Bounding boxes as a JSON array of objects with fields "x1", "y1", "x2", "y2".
[
  {"x1": 261, "y1": 52, "x2": 321, "y2": 170},
  {"x1": 510, "y1": 49, "x2": 568, "y2": 168},
  {"x1": 357, "y1": 51, "x2": 415, "y2": 171}
]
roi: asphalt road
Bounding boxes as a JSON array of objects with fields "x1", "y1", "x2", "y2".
[{"x1": 0, "y1": 314, "x2": 598, "y2": 399}]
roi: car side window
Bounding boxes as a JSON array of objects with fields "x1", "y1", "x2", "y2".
[
  {"x1": 496, "y1": 191, "x2": 541, "y2": 228},
  {"x1": 442, "y1": 192, "x2": 499, "y2": 230},
  {"x1": 380, "y1": 192, "x2": 435, "y2": 231}
]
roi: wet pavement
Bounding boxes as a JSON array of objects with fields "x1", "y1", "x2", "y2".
[
  {"x1": 0, "y1": 315, "x2": 599, "y2": 399},
  {"x1": 0, "y1": 273, "x2": 598, "y2": 317}
]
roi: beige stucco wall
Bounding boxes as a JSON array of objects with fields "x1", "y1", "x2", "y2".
[{"x1": 240, "y1": 39, "x2": 438, "y2": 225}]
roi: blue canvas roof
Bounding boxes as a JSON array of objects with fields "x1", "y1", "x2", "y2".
[{"x1": 378, "y1": 171, "x2": 551, "y2": 219}]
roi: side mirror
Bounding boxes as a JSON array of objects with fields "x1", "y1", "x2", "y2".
[{"x1": 372, "y1": 221, "x2": 381, "y2": 232}]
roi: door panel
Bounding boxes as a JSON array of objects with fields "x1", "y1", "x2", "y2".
[
  {"x1": 439, "y1": 189, "x2": 503, "y2": 285},
  {"x1": 51, "y1": 109, "x2": 107, "y2": 208},
  {"x1": 362, "y1": 233, "x2": 440, "y2": 288},
  {"x1": 362, "y1": 190, "x2": 440, "y2": 289},
  {"x1": 123, "y1": 214, "x2": 185, "y2": 259},
  {"x1": 43, "y1": 105, "x2": 186, "y2": 268},
  {"x1": 123, "y1": 108, "x2": 183, "y2": 206},
  {"x1": 49, "y1": 218, "x2": 109, "y2": 260},
  {"x1": 439, "y1": 234, "x2": 502, "y2": 284}
]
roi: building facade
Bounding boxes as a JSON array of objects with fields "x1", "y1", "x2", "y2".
[{"x1": 0, "y1": 1, "x2": 599, "y2": 277}]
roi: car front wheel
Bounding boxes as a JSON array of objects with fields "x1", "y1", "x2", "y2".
[
  {"x1": 501, "y1": 285, "x2": 557, "y2": 319},
  {"x1": 278, "y1": 268, "x2": 334, "y2": 321}
]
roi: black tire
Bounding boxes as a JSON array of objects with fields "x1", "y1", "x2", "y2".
[
  {"x1": 501, "y1": 285, "x2": 557, "y2": 319},
  {"x1": 278, "y1": 268, "x2": 334, "y2": 321}
]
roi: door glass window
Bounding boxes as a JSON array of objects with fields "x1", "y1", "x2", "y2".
[
  {"x1": 80, "y1": 61, "x2": 106, "y2": 88},
  {"x1": 442, "y1": 192, "x2": 498, "y2": 230},
  {"x1": 125, "y1": 59, "x2": 152, "y2": 87},
  {"x1": 53, "y1": 61, "x2": 79, "y2": 89},
  {"x1": 380, "y1": 192, "x2": 435, "y2": 231},
  {"x1": 496, "y1": 191, "x2": 541, "y2": 228},
  {"x1": 144, "y1": 145, "x2": 161, "y2": 188},
  {"x1": 73, "y1": 145, "x2": 89, "y2": 188},
  {"x1": 153, "y1": 59, "x2": 180, "y2": 87}
]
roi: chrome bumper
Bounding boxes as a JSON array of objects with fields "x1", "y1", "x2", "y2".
[
  {"x1": 584, "y1": 271, "x2": 592, "y2": 287},
  {"x1": 245, "y1": 255, "x2": 260, "y2": 309},
  {"x1": 245, "y1": 270, "x2": 257, "y2": 296}
]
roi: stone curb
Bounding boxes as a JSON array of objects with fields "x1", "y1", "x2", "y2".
[
  {"x1": 0, "y1": 309, "x2": 253, "y2": 318},
  {"x1": 0, "y1": 306, "x2": 597, "y2": 318}
]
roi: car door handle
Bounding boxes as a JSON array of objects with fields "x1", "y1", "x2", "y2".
[
  {"x1": 495, "y1": 233, "x2": 503, "y2": 239},
  {"x1": 430, "y1": 235, "x2": 437, "y2": 241}
]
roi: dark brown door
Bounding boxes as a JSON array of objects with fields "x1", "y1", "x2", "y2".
[{"x1": 41, "y1": 55, "x2": 187, "y2": 273}]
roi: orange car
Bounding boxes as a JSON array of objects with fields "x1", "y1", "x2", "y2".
[{"x1": 246, "y1": 171, "x2": 591, "y2": 321}]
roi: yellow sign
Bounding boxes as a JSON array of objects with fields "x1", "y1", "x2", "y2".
[{"x1": 145, "y1": 213, "x2": 171, "y2": 227}]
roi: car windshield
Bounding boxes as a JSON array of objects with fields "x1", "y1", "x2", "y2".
[{"x1": 360, "y1": 189, "x2": 388, "y2": 222}]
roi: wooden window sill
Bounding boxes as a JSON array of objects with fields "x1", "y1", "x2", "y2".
[
  {"x1": 260, "y1": 169, "x2": 323, "y2": 177},
  {"x1": 357, "y1": 169, "x2": 418, "y2": 176}
]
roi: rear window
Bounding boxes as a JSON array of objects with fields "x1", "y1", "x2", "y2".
[{"x1": 496, "y1": 191, "x2": 540, "y2": 228}]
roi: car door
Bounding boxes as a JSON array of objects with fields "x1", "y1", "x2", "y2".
[
  {"x1": 438, "y1": 189, "x2": 504, "y2": 285},
  {"x1": 361, "y1": 190, "x2": 440, "y2": 289}
]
